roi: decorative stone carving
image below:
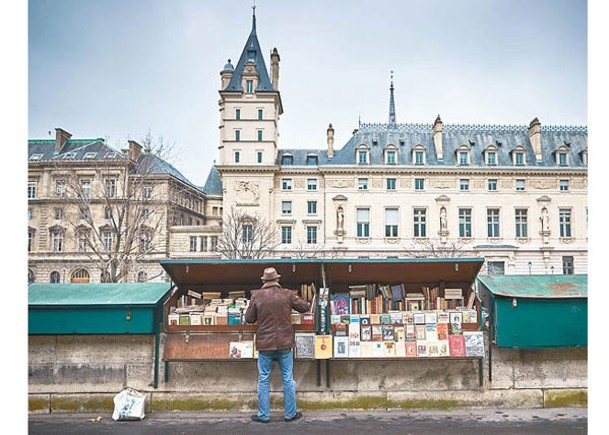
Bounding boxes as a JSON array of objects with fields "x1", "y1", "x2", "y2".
[
  {"x1": 433, "y1": 180, "x2": 452, "y2": 189},
  {"x1": 372, "y1": 179, "x2": 383, "y2": 189},
  {"x1": 234, "y1": 181, "x2": 260, "y2": 205},
  {"x1": 531, "y1": 179, "x2": 555, "y2": 190},
  {"x1": 331, "y1": 179, "x2": 353, "y2": 188}
]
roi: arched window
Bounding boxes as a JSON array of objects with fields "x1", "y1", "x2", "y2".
[
  {"x1": 28, "y1": 269, "x2": 35, "y2": 285},
  {"x1": 384, "y1": 145, "x2": 398, "y2": 165},
  {"x1": 412, "y1": 144, "x2": 426, "y2": 165},
  {"x1": 71, "y1": 268, "x2": 90, "y2": 283},
  {"x1": 50, "y1": 271, "x2": 61, "y2": 283},
  {"x1": 356, "y1": 145, "x2": 369, "y2": 165},
  {"x1": 510, "y1": 146, "x2": 527, "y2": 166},
  {"x1": 483, "y1": 145, "x2": 498, "y2": 166},
  {"x1": 455, "y1": 145, "x2": 471, "y2": 166},
  {"x1": 137, "y1": 271, "x2": 148, "y2": 282}
]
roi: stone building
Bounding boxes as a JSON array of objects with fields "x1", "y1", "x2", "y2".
[{"x1": 211, "y1": 10, "x2": 588, "y2": 275}]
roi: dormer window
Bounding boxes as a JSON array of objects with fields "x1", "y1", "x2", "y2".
[
  {"x1": 511, "y1": 146, "x2": 526, "y2": 166},
  {"x1": 385, "y1": 145, "x2": 398, "y2": 165},
  {"x1": 555, "y1": 146, "x2": 570, "y2": 166},
  {"x1": 246, "y1": 80, "x2": 254, "y2": 94},
  {"x1": 456, "y1": 146, "x2": 470, "y2": 166},
  {"x1": 307, "y1": 154, "x2": 318, "y2": 166},
  {"x1": 356, "y1": 145, "x2": 369, "y2": 164},
  {"x1": 84, "y1": 152, "x2": 97, "y2": 159},
  {"x1": 63, "y1": 152, "x2": 77, "y2": 159},
  {"x1": 29, "y1": 154, "x2": 43, "y2": 161},
  {"x1": 580, "y1": 149, "x2": 588, "y2": 166},
  {"x1": 281, "y1": 154, "x2": 293, "y2": 166},
  {"x1": 484, "y1": 146, "x2": 498, "y2": 166}
]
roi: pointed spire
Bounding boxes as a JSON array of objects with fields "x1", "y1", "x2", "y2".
[
  {"x1": 388, "y1": 71, "x2": 396, "y2": 126},
  {"x1": 251, "y1": 1, "x2": 257, "y2": 34}
]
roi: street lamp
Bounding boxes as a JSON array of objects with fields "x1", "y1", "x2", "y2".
[
  {"x1": 528, "y1": 261, "x2": 532, "y2": 275},
  {"x1": 551, "y1": 265, "x2": 555, "y2": 275}
]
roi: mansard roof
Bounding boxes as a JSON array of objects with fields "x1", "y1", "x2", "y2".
[
  {"x1": 202, "y1": 166, "x2": 223, "y2": 196},
  {"x1": 224, "y1": 12, "x2": 275, "y2": 93},
  {"x1": 278, "y1": 122, "x2": 587, "y2": 169}
]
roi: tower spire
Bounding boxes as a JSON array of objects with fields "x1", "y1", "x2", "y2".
[
  {"x1": 388, "y1": 71, "x2": 396, "y2": 126},
  {"x1": 251, "y1": 1, "x2": 256, "y2": 33}
]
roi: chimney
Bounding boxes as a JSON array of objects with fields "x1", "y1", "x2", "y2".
[
  {"x1": 327, "y1": 123, "x2": 335, "y2": 159},
  {"x1": 220, "y1": 59, "x2": 234, "y2": 90},
  {"x1": 270, "y1": 48, "x2": 280, "y2": 90},
  {"x1": 54, "y1": 128, "x2": 72, "y2": 153},
  {"x1": 529, "y1": 117, "x2": 542, "y2": 161},
  {"x1": 127, "y1": 140, "x2": 143, "y2": 162},
  {"x1": 433, "y1": 115, "x2": 443, "y2": 160}
]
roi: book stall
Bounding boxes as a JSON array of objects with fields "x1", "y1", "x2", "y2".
[{"x1": 159, "y1": 258, "x2": 485, "y2": 385}]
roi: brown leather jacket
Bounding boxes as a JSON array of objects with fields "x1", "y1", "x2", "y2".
[{"x1": 244, "y1": 281, "x2": 310, "y2": 351}]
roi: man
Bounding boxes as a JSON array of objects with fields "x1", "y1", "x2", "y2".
[{"x1": 244, "y1": 267, "x2": 310, "y2": 423}]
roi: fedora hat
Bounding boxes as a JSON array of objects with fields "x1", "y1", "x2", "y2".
[{"x1": 261, "y1": 267, "x2": 281, "y2": 282}]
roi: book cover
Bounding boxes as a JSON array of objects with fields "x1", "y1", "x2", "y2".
[
  {"x1": 448, "y1": 334, "x2": 466, "y2": 357},
  {"x1": 405, "y1": 340, "x2": 417, "y2": 357},
  {"x1": 330, "y1": 314, "x2": 341, "y2": 325},
  {"x1": 202, "y1": 315, "x2": 215, "y2": 326},
  {"x1": 395, "y1": 336, "x2": 406, "y2": 357},
  {"x1": 394, "y1": 326, "x2": 405, "y2": 342},
  {"x1": 334, "y1": 336, "x2": 349, "y2": 358},
  {"x1": 437, "y1": 323, "x2": 449, "y2": 340},
  {"x1": 389, "y1": 311, "x2": 403, "y2": 325},
  {"x1": 216, "y1": 315, "x2": 228, "y2": 326},
  {"x1": 303, "y1": 313, "x2": 314, "y2": 324},
  {"x1": 383, "y1": 341, "x2": 396, "y2": 357},
  {"x1": 390, "y1": 284, "x2": 404, "y2": 302},
  {"x1": 369, "y1": 314, "x2": 381, "y2": 324},
  {"x1": 437, "y1": 312, "x2": 450, "y2": 323},
  {"x1": 179, "y1": 315, "x2": 190, "y2": 326},
  {"x1": 381, "y1": 325, "x2": 395, "y2": 341},
  {"x1": 348, "y1": 316, "x2": 361, "y2": 357},
  {"x1": 425, "y1": 324, "x2": 438, "y2": 341},
  {"x1": 349, "y1": 338, "x2": 361, "y2": 358},
  {"x1": 464, "y1": 331, "x2": 485, "y2": 357},
  {"x1": 380, "y1": 314, "x2": 391, "y2": 325},
  {"x1": 424, "y1": 312, "x2": 437, "y2": 324},
  {"x1": 168, "y1": 313, "x2": 179, "y2": 326},
  {"x1": 427, "y1": 341, "x2": 440, "y2": 357},
  {"x1": 462, "y1": 309, "x2": 478, "y2": 324},
  {"x1": 228, "y1": 313, "x2": 242, "y2": 325},
  {"x1": 372, "y1": 325, "x2": 383, "y2": 342},
  {"x1": 415, "y1": 324, "x2": 426, "y2": 340},
  {"x1": 315, "y1": 335, "x2": 333, "y2": 359},
  {"x1": 229, "y1": 342, "x2": 243, "y2": 359},
  {"x1": 413, "y1": 312, "x2": 426, "y2": 324},
  {"x1": 417, "y1": 341, "x2": 429, "y2": 357},
  {"x1": 360, "y1": 316, "x2": 371, "y2": 325},
  {"x1": 294, "y1": 333, "x2": 316, "y2": 359},
  {"x1": 334, "y1": 323, "x2": 348, "y2": 336},
  {"x1": 331, "y1": 294, "x2": 350, "y2": 315},
  {"x1": 190, "y1": 313, "x2": 203, "y2": 325},
  {"x1": 449, "y1": 311, "x2": 463, "y2": 334},
  {"x1": 240, "y1": 341, "x2": 254, "y2": 359},
  {"x1": 371, "y1": 342, "x2": 384, "y2": 358},
  {"x1": 405, "y1": 324, "x2": 415, "y2": 340},
  {"x1": 438, "y1": 340, "x2": 450, "y2": 357},
  {"x1": 340, "y1": 315, "x2": 351, "y2": 325},
  {"x1": 360, "y1": 341, "x2": 373, "y2": 357},
  {"x1": 404, "y1": 311, "x2": 414, "y2": 324},
  {"x1": 360, "y1": 325, "x2": 372, "y2": 341}
]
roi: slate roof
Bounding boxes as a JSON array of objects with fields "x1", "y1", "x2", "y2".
[
  {"x1": 278, "y1": 122, "x2": 587, "y2": 169},
  {"x1": 224, "y1": 12, "x2": 275, "y2": 93},
  {"x1": 202, "y1": 166, "x2": 223, "y2": 195}
]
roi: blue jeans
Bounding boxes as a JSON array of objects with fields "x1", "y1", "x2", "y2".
[{"x1": 256, "y1": 349, "x2": 297, "y2": 420}]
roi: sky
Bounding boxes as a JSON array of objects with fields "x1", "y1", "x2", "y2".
[{"x1": 26, "y1": 0, "x2": 588, "y2": 187}]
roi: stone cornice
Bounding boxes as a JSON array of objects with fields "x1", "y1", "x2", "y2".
[
  {"x1": 216, "y1": 165, "x2": 279, "y2": 174},
  {"x1": 317, "y1": 166, "x2": 587, "y2": 177}
]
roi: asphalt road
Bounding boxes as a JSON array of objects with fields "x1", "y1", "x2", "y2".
[{"x1": 28, "y1": 408, "x2": 587, "y2": 435}]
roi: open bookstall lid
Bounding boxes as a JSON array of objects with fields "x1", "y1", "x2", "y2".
[
  {"x1": 159, "y1": 258, "x2": 485, "y2": 287},
  {"x1": 477, "y1": 274, "x2": 587, "y2": 299}
]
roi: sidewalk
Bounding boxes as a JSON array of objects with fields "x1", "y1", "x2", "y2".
[{"x1": 29, "y1": 408, "x2": 588, "y2": 435}]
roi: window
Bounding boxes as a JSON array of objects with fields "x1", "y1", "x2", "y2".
[
  {"x1": 488, "y1": 179, "x2": 497, "y2": 191},
  {"x1": 515, "y1": 209, "x2": 528, "y2": 238},
  {"x1": 562, "y1": 256, "x2": 574, "y2": 275},
  {"x1": 307, "y1": 200, "x2": 317, "y2": 215},
  {"x1": 459, "y1": 179, "x2": 469, "y2": 191},
  {"x1": 246, "y1": 80, "x2": 253, "y2": 93},
  {"x1": 282, "y1": 179, "x2": 292, "y2": 190},
  {"x1": 28, "y1": 231, "x2": 33, "y2": 252},
  {"x1": 102, "y1": 231, "x2": 113, "y2": 251},
  {"x1": 197, "y1": 236, "x2": 206, "y2": 251},
  {"x1": 28, "y1": 181, "x2": 37, "y2": 199},
  {"x1": 358, "y1": 178, "x2": 368, "y2": 190},
  {"x1": 54, "y1": 208, "x2": 63, "y2": 220},
  {"x1": 81, "y1": 180, "x2": 91, "y2": 199},
  {"x1": 486, "y1": 151, "x2": 497, "y2": 166},
  {"x1": 242, "y1": 224, "x2": 253, "y2": 243},
  {"x1": 560, "y1": 180, "x2": 569, "y2": 191},
  {"x1": 558, "y1": 151, "x2": 568, "y2": 166},
  {"x1": 458, "y1": 151, "x2": 469, "y2": 166},
  {"x1": 28, "y1": 208, "x2": 33, "y2": 220},
  {"x1": 105, "y1": 179, "x2": 116, "y2": 198},
  {"x1": 142, "y1": 208, "x2": 150, "y2": 220},
  {"x1": 487, "y1": 261, "x2": 505, "y2": 275},
  {"x1": 559, "y1": 209, "x2": 572, "y2": 238},
  {"x1": 257, "y1": 130, "x2": 263, "y2": 142},
  {"x1": 235, "y1": 130, "x2": 241, "y2": 142},
  {"x1": 357, "y1": 149, "x2": 368, "y2": 164},
  {"x1": 257, "y1": 151, "x2": 263, "y2": 163},
  {"x1": 307, "y1": 179, "x2": 318, "y2": 191},
  {"x1": 386, "y1": 178, "x2": 396, "y2": 190},
  {"x1": 51, "y1": 229, "x2": 63, "y2": 252},
  {"x1": 307, "y1": 155, "x2": 318, "y2": 166},
  {"x1": 234, "y1": 150, "x2": 240, "y2": 163},
  {"x1": 356, "y1": 208, "x2": 370, "y2": 238},
  {"x1": 282, "y1": 201, "x2": 292, "y2": 215},
  {"x1": 459, "y1": 208, "x2": 472, "y2": 238},
  {"x1": 385, "y1": 208, "x2": 399, "y2": 238},
  {"x1": 50, "y1": 271, "x2": 61, "y2": 284},
  {"x1": 63, "y1": 152, "x2": 77, "y2": 159},
  {"x1": 189, "y1": 236, "x2": 197, "y2": 252},
  {"x1": 140, "y1": 233, "x2": 151, "y2": 252},
  {"x1": 386, "y1": 150, "x2": 397, "y2": 164},
  {"x1": 29, "y1": 153, "x2": 43, "y2": 160},
  {"x1": 28, "y1": 269, "x2": 36, "y2": 284},
  {"x1": 306, "y1": 226, "x2": 318, "y2": 244},
  {"x1": 78, "y1": 232, "x2": 87, "y2": 252},
  {"x1": 104, "y1": 207, "x2": 112, "y2": 219},
  {"x1": 235, "y1": 108, "x2": 241, "y2": 120},
  {"x1": 414, "y1": 178, "x2": 425, "y2": 191},
  {"x1": 210, "y1": 236, "x2": 218, "y2": 251},
  {"x1": 281, "y1": 154, "x2": 293, "y2": 166},
  {"x1": 84, "y1": 152, "x2": 97, "y2": 159},
  {"x1": 257, "y1": 109, "x2": 263, "y2": 120},
  {"x1": 413, "y1": 208, "x2": 427, "y2": 238},
  {"x1": 414, "y1": 150, "x2": 424, "y2": 165},
  {"x1": 487, "y1": 209, "x2": 500, "y2": 238},
  {"x1": 79, "y1": 207, "x2": 90, "y2": 220},
  {"x1": 138, "y1": 271, "x2": 148, "y2": 282},
  {"x1": 514, "y1": 151, "x2": 525, "y2": 166},
  {"x1": 143, "y1": 186, "x2": 152, "y2": 199},
  {"x1": 281, "y1": 226, "x2": 292, "y2": 244},
  {"x1": 56, "y1": 180, "x2": 66, "y2": 197},
  {"x1": 515, "y1": 179, "x2": 525, "y2": 191}
]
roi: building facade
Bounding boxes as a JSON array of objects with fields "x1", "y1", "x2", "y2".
[{"x1": 212, "y1": 10, "x2": 588, "y2": 275}]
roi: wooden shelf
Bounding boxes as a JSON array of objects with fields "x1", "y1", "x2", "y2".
[{"x1": 165, "y1": 323, "x2": 315, "y2": 333}]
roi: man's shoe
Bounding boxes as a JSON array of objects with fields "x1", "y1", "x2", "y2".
[
  {"x1": 284, "y1": 411, "x2": 302, "y2": 422},
  {"x1": 251, "y1": 415, "x2": 269, "y2": 423}
]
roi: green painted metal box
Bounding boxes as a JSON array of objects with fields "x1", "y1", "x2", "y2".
[
  {"x1": 28, "y1": 283, "x2": 173, "y2": 335},
  {"x1": 477, "y1": 274, "x2": 587, "y2": 349}
]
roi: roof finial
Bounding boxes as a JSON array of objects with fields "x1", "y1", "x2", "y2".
[
  {"x1": 251, "y1": 0, "x2": 256, "y2": 33},
  {"x1": 388, "y1": 70, "x2": 396, "y2": 126}
]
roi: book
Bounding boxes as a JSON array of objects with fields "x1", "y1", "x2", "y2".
[
  {"x1": 315, "y1": 335, "x2": 333, "y2": 359},
  {"x1": 415, "y1": 324, "x2": 426, "y2": 340},
  {"x1": 383, "y1": 341, "x2": 396, "y2": 357},
  {"x1": 216, "y1": 315, "x2": 228, "y2": 326},
  {"x1": 462, "y1": 309, "x2": 478, "y2": 324},
  {"x1": 413, "y1": 312, "x2": 426, "y2": 324},
  {"x1": 394, "y1": 326, "x2": 405, "y2": 343},
  {"x1": 334, "y1": 336, "x2": 349, "y2": 358},
  {"x1": 466, "y1": 290, "x2": 477, "y2": 309},
  {"x1": 424, "y1": 312, "x2": 437, "y2": 324},
  {"x1": 405, "y1": 324, "x2": 415, "y2": 340},
  {"x1": 303, "y1": 313, "x2": 314, "y2": 325},
  {"x1": 449, "y1": 311, "x2": 463, "y2": 334},
  {"x1": 405, "y1": 340, "x2": 417, "y2": 357},
  {"x1": 437, "y1": 323, "x2": 449, "y2": 341},
  {"x1": 390, "y1": 284, "x2": 404, "y2": 302},
  {"x1": 190, "y1": 313, "x2": 203, "y2": 325},
  {"x1": 381, "y1": 325, "x2": 394, "y2": 341},
  {"x1": 179, "y1": 314, "x2": 190, "y2": 326},
  {"x1": 380, "y1": 314, "x2": 391, "y2": 325},
  {"x1": 360, "y1": 316, "x2": 371, "y2": 325},
  {"x1": 448, "y1": 334, "x2": 466, "y2": 357},
  {"x1": 229, "y1": 342, "x2": 243, "y2": 359},
  {"x1": 372, "y1": 325, "x2": 383, "y2": 342},
  {"x1": 395, "y1": 333, "x2": 406, "y2": 357},
  {"x1": 240, "y1": 341, "x2": 254, "y2": 359},
  {"x1": 464, "y1": 331, "x2": 485, "y2": 357},
  {"x1": 417, "y1": 341, "x2": 429, "y2": 357},
  {"x1": 425, "y1": 324, "x2": 437, "y2": 341},
  {"x1": 370, "y1": 314, "x2": 381, "y2": 325},
  {"x1": 428, "y1": 341, "x2": 440, "y2": 357},
  {"x1": 348, "y1": 315, "x2": 361, "y2": 357},
  {"x1": 360, "y1": 325, "x2": 372, "y2": 341},
  {"x1": 331, "y1": 294, "x2": 350, "y2": 315},
  {"x1": 294, "y1": 333, "x2": 316, "y2": 359},
  {"x1": 371, "y1": 341, "x2": 384, "y2": 358},
  {"x1": 438, "y1": 340, "x2": 450, "y2": 357},
  {"x1": 168, "y1": 313, "x2": 179, "y2": 326},
  {"x1": 290, "y1": 313, "x2": 303, "y2": 324},
  {"x1": 334, "y1": 323, "x2": 348, "y2": 336},
  {"x1": 360, "y1": 341, "x2": 373, "y2": 358},
  {"x1": 389, "y1": 311, "x2": 403, "y2": 325},
  {"x1": 437, "y1": 312, "x2": 450, "y2": 323},
  {"x1": 331, "y1": 314, "x2": 341, "y2": 325},
  {"x1": 404, "y1": 312, "x2": 414, "y2": 324}
]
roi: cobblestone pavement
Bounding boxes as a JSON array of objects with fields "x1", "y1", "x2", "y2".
[{"x1": 28, "y1": 407, "x2": 588, "y2": 435}]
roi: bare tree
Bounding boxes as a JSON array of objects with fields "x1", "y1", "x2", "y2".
[
  {"x1": 217, "y1": 207, "x2": 278, "y2": 259},
  {"x1": 290, "y1": 239, "x2": 324, "y2": 259},
  {"x1": 401, "y1": 241, "x2": 467, "y2": 258}
]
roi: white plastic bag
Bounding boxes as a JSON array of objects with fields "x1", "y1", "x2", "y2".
[{"x1": 112, "y1": 387, "x2": 146, "y2": 421}]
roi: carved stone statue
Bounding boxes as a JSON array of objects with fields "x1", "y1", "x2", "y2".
[
  {"x1": 540, "y1": 208, "x2": 550, "y2": 232},
  {"x1": 337, "y1": 206, "x2": 345, "y2": 232},
  {"x1": 440, "y1": 207, "x2": 447, "y2": 231}
]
